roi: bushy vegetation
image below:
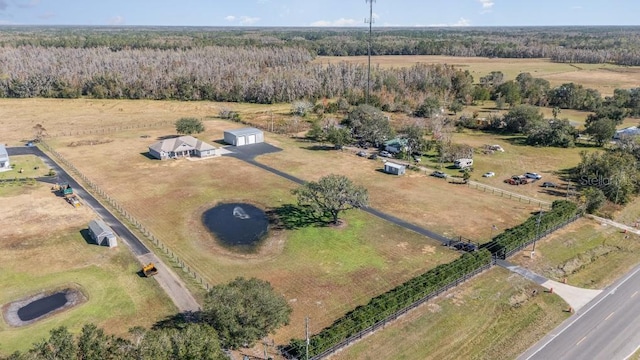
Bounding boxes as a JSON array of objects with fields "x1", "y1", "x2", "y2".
[
  {"x1": 3, "y1": 323, "x2": 225, "y2": 360},
  {"x1": 4, "y1": 26, "x2": 640, "y2": 65},
  {"x1": 284, "y1": 250, "x2": 492, "y2": 358},
  {"x1": 482, "y1": 200, "x2": 580, "y2": 257}
]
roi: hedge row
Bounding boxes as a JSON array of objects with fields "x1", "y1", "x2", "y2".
[
  {"x1": 482, "y1": 200, "x2": 579, "y2": 257},
  {"x1": 284, "y1": 250, "x2": 492, "y2": 358}
]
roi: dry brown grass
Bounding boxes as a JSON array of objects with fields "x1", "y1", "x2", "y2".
[
  {"x1": 0, "y1": 184, "x2": 175, "y2": 355},
  {"x1": 44, "y1": 123, "x2": 460, "y2": 343},
  {"x1": 314, "y1": 55, "x2": 640, "y2": 96},
  {"x1": 333, "y1": 267, "x2": 569, "y2": 360}
]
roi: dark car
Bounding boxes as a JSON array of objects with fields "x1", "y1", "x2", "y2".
[
  {"x1": 356, "y1": 151, "x2": 368, "y2": 157},
  {"x1": 541, "y1": 182, "x2": 557, "y2": 188},
  {"x1": 431, "y1": 171, "x2": 447, "y2": 178},
  {"x1": 368, "y1": 153, "x2": 378, "y2": 160}
]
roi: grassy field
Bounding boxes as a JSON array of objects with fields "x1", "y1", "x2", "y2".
[
  {"x1": 255, "y1": 135, "x2": 540, "y2": 241},
  {"x1": 0, "y1": 155, "x2": 50, "y2": 180},
  {"x1": 43, "y1": 123, "x2": 462, "y2": 343},
  {"x1": 314, "y1": 55, "x2": 640, "y2": 97},
  {"x1": 333, "y1": 267, "x2": 570, "y2": 360},
  {"x1": 0, "y1": 184, "x2": 176, "y2": 355},
  {"x1": 510, "y1": 218, "x2": 640, "y2": 289}
]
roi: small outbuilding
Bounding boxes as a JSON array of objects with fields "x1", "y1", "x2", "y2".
[
  {"x1": 0, "y1": 144, "x2": 9, "y2": 170},
  {"x1": 614, "y1": 126, "x2": 640, "y2": 140},
  {"x1": 224, "y1": 128, "x2": 264, "y2": 147},
  {"x1": 384, "y1": 162, "x2": 406, "y2": 176},
  {"x1": 88, "y1": 220, "x2": 117, "y2": 248}
]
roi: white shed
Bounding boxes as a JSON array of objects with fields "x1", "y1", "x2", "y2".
[
  {"x1": 384, "y1": 162, "x2": 406, "y2": 176},
  {"x1": 88, "y1": 220, "x2": 117, "y2": 248},
  {"x1": 0, "y1": 144, "x2": 9, "y2": 170},
  {"x1": 224, "y1": 128, "x2": 264, "y2": 147}
]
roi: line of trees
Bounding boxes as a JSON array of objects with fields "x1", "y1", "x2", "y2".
[
  {"x1": 3, "y1": 26, "x2": 640, "y2": 65},
  {"x1": 481, "y1": 200, "x2": 579, "y2": 257},
  {"x1": 284, "y1": 250, "x2": 493, "y2": 358}
]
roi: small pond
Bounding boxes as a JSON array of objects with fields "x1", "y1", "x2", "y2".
[
  {"x1": 202, "y1": 203, "x2": 269, "y2": 251},
  {"x1": 17, "y1": 292, "x2": 68, "y2": 322}
]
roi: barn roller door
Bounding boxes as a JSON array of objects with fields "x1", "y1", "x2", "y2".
[
  {"x1": 247, "y1": 134, "x2": 256, "y2": 144},
  {"x1": 237, "y1": 136, "x2": 246, "y2": 146}
]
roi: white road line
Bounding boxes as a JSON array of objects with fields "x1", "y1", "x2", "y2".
[
  {"x1": 523, "y1": 265, "x2": 640, "y2": 360},
  {"x1": 631, "y1": 291, "x2": 638, "y2": 298},
  {"x1": 576, "y1": 336, "x2": 587, "y2": 346},
  {"x1": 604, "y1": 312, "x2": 615, "y2": 321},
  {"x1": 624, "y1": 343, "x2": 640, "y2": 360}
]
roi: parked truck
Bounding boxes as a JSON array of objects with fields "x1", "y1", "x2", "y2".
[{"x1": 142, "y1": 263, "x2": 158, "y2": 277}]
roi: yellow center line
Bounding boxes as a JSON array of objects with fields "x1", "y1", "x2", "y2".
[
  {"x1": 631, "y1": 291, "x2": 638, "y2": 298},
  {"x1": 605, "y1": 312, "x2": 615, "y2": 321},
  {"x1": 576, "y1": 336, "x2": 588, "y2": 346}
]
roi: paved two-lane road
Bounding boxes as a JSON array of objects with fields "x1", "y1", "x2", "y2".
[{"x1": 519, "y1": 264, "x2": 640, "y2": 360}]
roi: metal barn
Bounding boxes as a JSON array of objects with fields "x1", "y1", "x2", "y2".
[
  {"x1": 384, "y1": 162, "x2": 406, "y2": 176},
  {"x1": 88, "y1": 219, "x2": 118, "y2": 248},
  {"x1": 223, "y1": 128, "x2": 264, "y2": 147}
]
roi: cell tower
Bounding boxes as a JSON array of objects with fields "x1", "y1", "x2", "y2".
[{"x1": 365, "y1": 0, "x2": 375, "y2": 104}]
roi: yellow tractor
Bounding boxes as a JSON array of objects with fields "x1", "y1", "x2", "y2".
[{"x1": 142, "y1": 263, "x2": 158, "y2": 277}]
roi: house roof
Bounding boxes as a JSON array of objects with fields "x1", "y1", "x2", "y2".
[
  {"x1": 0, "y1": 144, "x2": 8, "y2": 161},
  {"x1": 384, "y1": 138, "x2": 408, "y2": 147},
  {"x1": 149, "y1": 136, "x2": 215, "y2": 153},
  {"x1": 224, "y1": 127, "x2": 263, "y2": 137},
  {"x1": 384, "y1": 162, "x2": 406, "y2": 170},
  {"x1": 616, "y1": 126, "x2": 640, "y2": 135},
  {"x1": 89, "y1": 219, "x2": 114, "y2": 238}
]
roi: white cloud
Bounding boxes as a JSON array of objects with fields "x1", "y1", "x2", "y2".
[
  {"x1": 428, "y1": 17, "x2": 471, "y2": 27},
  {"x1": 311, "y1": 18, "x2": 360, "y2": 27},
  {"x1": 108, "y1": 15, "x2": 125, "y2": 25},
  {"x1": 571, "y1": 5, "x2": 582, "y2": 10},
  {"x1": 38, "y1": 10, "x2": 55, "y2": 19},
  {"x1": 478, "y1": 0, "x2": 494, "y2": 9},
  {"x1": 239, "y1": 16, "x2": 260, "y2": 25},
  {"x1": 225, "y1": 15, "x2": 236, "y2": 21}
]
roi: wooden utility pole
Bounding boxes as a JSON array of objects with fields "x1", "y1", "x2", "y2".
[{"x1": 305, "y1": 316, "x2": 310, "y2": 360}]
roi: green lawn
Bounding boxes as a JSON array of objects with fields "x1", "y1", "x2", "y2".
[
  {"x1": 511, "y1": 218, "x2": 640, "y2": 289},
  {"x1": 0, "y1": 232, "x2": 176, "y2": 355},
  {"x1": 334, "y1": 267, "x2": 570, "y2": 360},
  {"x1": 0, "y1": 155, "x2": 50, "y2": 180}
]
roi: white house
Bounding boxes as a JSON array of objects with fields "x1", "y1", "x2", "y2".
[
  {"x1": 224, "y1": 128, "x2": 264, "y2": 146},
  {"x1": 148, "y1": 136, "x2": 216, "y2": 160},
  {"x1": 0, "y1": 144, "x2": 9, "y2": 170}
]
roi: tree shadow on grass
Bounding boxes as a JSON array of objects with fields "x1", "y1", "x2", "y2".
[
  {"x1": 152, "y1": 311, "x2": 204, "y2": 330},
  {"x1": 266, "y1": 204, "x2": 329, "y2": 230}
]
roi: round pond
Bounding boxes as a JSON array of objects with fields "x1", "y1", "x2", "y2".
[{"x1": 202, "y1": 203, "x2": 269, "y2": 250}]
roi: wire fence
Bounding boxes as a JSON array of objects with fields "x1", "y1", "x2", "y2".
[
  {"x1": 51, "y1": 120, "x2": 174, "y2": 137},
  {"x1": 467, "y1": 181, "x2": 552, "y2": 209},
  {"x1": 39, "y1": 141, "x2": 212, "y2": 291},
  {"x1": 304, "y1": 261, "x2": 495, "y2": 360},
  {"x1": 0, "y1": 177, "x2": 37, "y2": 186},
  {"x1": 501, "y1": 214, "x2": 582, "y2": 259}
]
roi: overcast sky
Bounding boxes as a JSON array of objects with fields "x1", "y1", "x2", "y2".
[{"x1": 0, "y1": 0, "x2": 638, "y2": 27}]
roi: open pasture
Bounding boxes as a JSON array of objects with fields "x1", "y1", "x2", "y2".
[
  {"x1": 333, "y1": 267, "x2": 569, "y2": 360},
  {"x1": 511, "y1": 218, "x2": 640, "y2": 289},
  {"x1": 314, "y1": 55, "x2": 640, "y2": 96},
  {"x1": 0, "y1": 184, "x2": 175, "y2": 355},
  {"x1": 255, "y1": 135, "x2": 541, "y2": 242},
  {"x1": 45, "y1": 123, "x2": 459, "y2": 343}
]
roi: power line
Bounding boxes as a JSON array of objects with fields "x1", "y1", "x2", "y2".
[{"x1": 365, "y1": 0, "x2": 375, "y2": 104}]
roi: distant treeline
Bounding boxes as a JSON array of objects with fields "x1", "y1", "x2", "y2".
[{"x1": 1, "y1": 26, "x2": 640, "y2": 65}]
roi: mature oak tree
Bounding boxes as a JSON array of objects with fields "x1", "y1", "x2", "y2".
[
  {"x1": 293, "y1": 174, "x2": 369, "y2": 224},
  {"x1": 203, "y1": 277, "x2": 292, "y2": 349}
]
